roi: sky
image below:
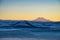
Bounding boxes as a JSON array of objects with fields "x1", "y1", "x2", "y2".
[{"x1": 0, "y1": 0, "x2": 60, "y2": 21}]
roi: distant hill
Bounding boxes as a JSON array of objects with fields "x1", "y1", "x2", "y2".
[{"x1": 34, "y1": 17, "x2": 52, "y2": 22}]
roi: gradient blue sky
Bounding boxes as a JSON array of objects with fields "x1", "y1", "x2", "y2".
[{"x1": 0, "y1": 0, "x2": 60, "y2": 21}]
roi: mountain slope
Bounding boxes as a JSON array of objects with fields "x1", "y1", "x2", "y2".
[{"x1": 34, "y1": 17, "x2": 52, "y2": 22}]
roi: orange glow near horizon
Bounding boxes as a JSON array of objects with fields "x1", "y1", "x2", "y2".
[
  {"x1": 0, "y1": 16, "x2": 60, "y2": 21},
  {"x1": 0, "y1": 0, "x2": 60, "y2": 21}
]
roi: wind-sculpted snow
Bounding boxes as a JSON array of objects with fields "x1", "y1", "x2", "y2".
[
  {"x1": 0, "y1": 28, "x2": 60, "y2": 40},
  {"x1": 0, "y1": 20, "x2": 60, "y2": 30},
  {"x1": 0, "y1": 20, "x2": 60, "y2": 40}
]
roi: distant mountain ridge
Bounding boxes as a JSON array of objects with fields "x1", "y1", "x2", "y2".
[{"x1": 34, "y1": 17, "x2": 52, "y2": 22}]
